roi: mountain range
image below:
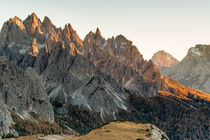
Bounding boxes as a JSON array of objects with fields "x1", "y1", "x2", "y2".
[
  {"x1": 152, "y1": 45, "x2": 210, "y2": 94},
  {"x1": 0, "y1": 13, "x2": 209, "y2": 140}
]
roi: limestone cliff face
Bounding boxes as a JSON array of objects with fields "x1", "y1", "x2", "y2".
[
  {"x1": 0, "y1": 102, "x2": 13, "y2": 137},
  {"x1": 0, "y1": 13, "x2": 127, "y2": 120},
  {"x1": 40, "y1": 43, "x2": 127, "y2": 119},
  {"x1": 0, "y1": 56, "x2": 54, "y2": 138}
]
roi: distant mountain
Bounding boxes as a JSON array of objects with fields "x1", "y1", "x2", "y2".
[
  {"x1": 0, "y1": 13, "x2": 209, "y2": 139},
  {"x1": 152, "y1": 50, "x2": 179, "y2": 67},
  {"x1": 154, "y1": 45, "x2": 210, "y2": 93},
  {"x1": 151, "y1": 50, "x2": 179, "y2": 75}
]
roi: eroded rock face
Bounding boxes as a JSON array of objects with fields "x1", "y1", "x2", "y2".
[
  {"x1": 84, "y1": 30, "x2": 145, "y2": 71},
  {"x1": 41, "y1": 43, "x2": 127, "y2": 119},
  {"x1": 83, "y1": 29, "x2": 158, "y2": 96},
  {"x1": 0, "y1": 13, "x2": 127, "y2": 120},
  {"x1": 0, "y1": 102, "x2": 14, "y2": 138},
  {"x1": 0, "y1": 13, "x2": 83, "y2": 65},
  {"x1": 0, "y1": 56, "x2": 54, "y2": 121},
  {"x1": 140, "y1": 60, "x2": 167, "y2": 90},
  {"x1": 0, "y1": 56, "x2": 54, "y2": 137}
]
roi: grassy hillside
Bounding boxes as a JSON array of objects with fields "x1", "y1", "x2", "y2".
[
  {"x1": 5, "y1": 121, "x2": 168, "y2": 140},
  {"x1": 69, "y1": 121, "x2": 168, "y2": 140}
]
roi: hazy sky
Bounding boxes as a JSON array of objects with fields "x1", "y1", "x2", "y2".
[{"x1": 0, "y1": 0, "x2": 210, "y2": 60}]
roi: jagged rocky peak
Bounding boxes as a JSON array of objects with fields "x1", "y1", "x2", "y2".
[
  {"x1": 64, "y1": 23, "x2": 73, "y2": 33},
  {"x1": 61, "y1": 23, "x2": 84, "y2": 50},
  {"x1": 0, "y1": 13, "x2": 85, "y2": 58},
  {"x1": 113, "y1": 34, "x2": 139, "y2": 52},
  {"x1": 43, "y1": 16, "x2": 52, "y2": 24},
  {"x1": 84, "y1": 30, "x2": 166, "y2": 94},
  {"x1": 111, "y1": 34, "x2": 145, "y2": 69},
  {"x1": 43, "y1": 16, "x2": 53, "y2": 32},
  {"x1": 115, "y1": 34, "x2": 130, "y2": 44},
  {"x1": 23, "y1": 12, "x2": 43, "y2": 36},
  {"x1": 83, "y1": 31, "x2": 159, "y2": 96},
  {"x1": 95, "y1": 27, "x2": 101, "y2": 35},
  {"x1": 83, "y1": 28, "x2": 105, "y2": 48},
  {"x1": 95, "y1": 27, "x2": 104, "y2": 40},
  {"x1": 151, "y1": 50, "x2": 179, "y2": 67},
  {"x1": 9, "y1": 16, "x2": 26, "y2": 30},
  {"x1": 0, "y1": 16, "x2": 30, "y2": 47},
  {"x1": 62, "y1": 23, "x2": 74, "y2": 40},
  {"x1": 60, "y1": 41, "x2": 81, "y2": 56},
  {"x1": 84, "y1": 31, "x2": 145, "y2": 68}
]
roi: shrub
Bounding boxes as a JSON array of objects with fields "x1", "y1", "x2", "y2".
[{"x1": 105, "y1": 130, "x2": 111, "y2": 132}]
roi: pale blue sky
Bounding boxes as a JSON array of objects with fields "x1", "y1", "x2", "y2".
[{"x1": 0, "y1": 0, "x2": 210, "y2": 60}]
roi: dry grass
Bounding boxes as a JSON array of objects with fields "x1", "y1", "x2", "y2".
[
  {"x1": 5, "y1": 122, "x2": 155, "y2": 140},
  {"x1": 68, "y1": 121, "x2": 153, "y2": 140},
  {"x1": 4, "y1": 134, "x2": 75, "y2": 140},
  {"x1": 4, "y1": 134, "x2": 44, "y2": 140}
]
